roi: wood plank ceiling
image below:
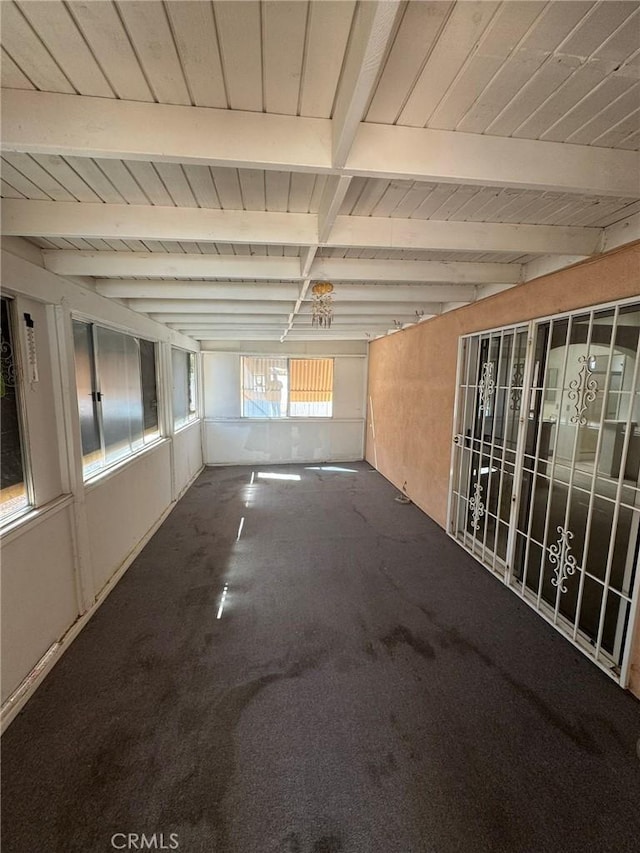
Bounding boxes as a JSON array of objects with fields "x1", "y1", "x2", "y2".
[{"x1": 1, "y1": 0, "x2": 639, "y2": 341}]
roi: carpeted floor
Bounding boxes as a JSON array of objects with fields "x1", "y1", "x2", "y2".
[{"x1": 2, "y1": 462, "x2": 640, "y2": 853}]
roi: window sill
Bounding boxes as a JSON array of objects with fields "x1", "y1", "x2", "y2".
[
  {"x1": 173, "y1": 417, "x2": 200, "y2": 434},
  {"x1": 84, "y1": 437, "x2": 170, "y2": 491},
  {"x1": 0, "y1": 494, "x2": 74, "y2": 544},
  {"x1": 205, "y1": 417, "x2": 363, "y2": 423}
]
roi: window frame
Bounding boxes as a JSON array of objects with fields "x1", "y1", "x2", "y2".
[
  {"x1": 172, "y1": 347, "x2": 198, "y2": 430},
  {"x1": 0, "y1": 295, "x2": 33, "y2": 524},
  {"x1": 72, "y1": 317, "x2": 163, "y2": 481},
  {"x1": 240, "y1": 356, "x2": 335, "y2": 420}
]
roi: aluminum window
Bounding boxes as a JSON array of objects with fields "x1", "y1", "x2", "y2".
[
  {"x1": 73, "y1": 320, "x2": 160, "y2": 478},
  {"x1": 172, "y1": 348, "x2": 197, "y2": 428},
  {"x1": 241, "y1": 357, "x2": 333, "y2": 418}
]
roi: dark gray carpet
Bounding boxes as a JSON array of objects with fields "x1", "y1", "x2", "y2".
[{"x1": 2, "y1": 462, "x2": 640, "y2": 853}]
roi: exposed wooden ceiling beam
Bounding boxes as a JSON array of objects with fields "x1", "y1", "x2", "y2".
[
  {"x1": 45, "y1": 253, "x2": 301, "y2": 280},
  {"x1": 173, "y1": 314, "x2": 429, "y2": 329},
  {"x1": 313, "y1": 258, "x2": 521, "y2": 283},
  {"x1": 0, "y1": 89, "x2": 331, "y2": 173},
  {"x1": 347, "y1": 124, "x2": 640, "y2": 197},
  {"x1": 97, "y1": 281, "x2": 475, "y2": 302},
  {"x1": 4, "y1": 200, "x2": 600, "y2": 258},
  {"x1": 144, "y1": 302, "x2": 443, "y2": 319},
  {"x1": 330, "y1": 215, "x2": 601, "y2": 256},
  {"x1": 97, "y1": 281, "x2": 300, "y2": 300},
  {"x1": 5, "y1": 200, "x2": 315, "y2": 247},
  {"x1": 47, "y1": 251, "x2": 521, "y2": 282},
  {"x1": 3, "y1": 89, "x2": 637, "y2": 196},
  {"x1": 331, "y1": 0, "x2": 401, "y2": 168},
  {"x1": 191, "y1": 330, "x2": 378, "y2": 341}
]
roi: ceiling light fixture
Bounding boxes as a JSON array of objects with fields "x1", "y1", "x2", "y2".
[{"x1": 311, "y1": 282, "x2": 334, "y2": 328}]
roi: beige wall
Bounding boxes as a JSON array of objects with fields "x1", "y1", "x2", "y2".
[{"x1": 365, "y1": 242, "x2": 640, "y2": 694}]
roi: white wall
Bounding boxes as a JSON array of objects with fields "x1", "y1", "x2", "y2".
[
  {"x1": 0, "y1": 245, "x2": 203, "y2": 722},
  {"x1": 202, "y1": 346, "x2": 367, "y2": 465},
  {"x1": 1, "y1": 503, "x2": 78, "y2": 701}
]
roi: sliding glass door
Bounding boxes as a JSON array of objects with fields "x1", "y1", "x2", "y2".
[
  {"x1": 450, "y1": 300, "x2": 640, "y2": 684},
  {"x1": 449, "y1": 324, "x2": 529, "y2": 575}
]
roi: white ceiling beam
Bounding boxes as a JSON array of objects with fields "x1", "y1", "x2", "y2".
[
  {"x1": 169, "y1": 317, "x2": 290, "y2": 325},
  {"x1": 300, "y1": 247, "x2": 317, "y2": 278},
  {"x1": 331, "y1": 1, "x2": 401, "y2": 168},
  {"x1": 1, "y1": 89, "x2": 331, "y2": 173},
  {"x1": 522, "y1": 255, "x2": 590, "y2": 283},
  {"x1": 315, "y1": 284, "x2": 475, "y2": 301},
  {"x1": 299, "y1": 314, "x2": 427, "y2": 326},
  {"x1": 5, "y1": 199, "x2": 601, "y2": 257},
  {"x1": 191, "y1": 330, "x2": 385, "y2": 341},
  {"x1": 147, "y1": 303, "x2": 443, "y2": 321},
  {"x1": 329, "y1": 216, "x2": 601, "y2": 256},
  {"x1": 45, "y1": 252, "x2": 301, "y2": 280},
  {"x1": 601, "y1": 212, "x2": 640, "y2": 253},
  {"x1": 293, "y1": 325, "x2": 395, "y2": 334},
  {"x1": 180, "y1": 325, "x2": 290, "y2": 340},
  {"x1": 347, "y1": 124, "x2": 640, "y2": 198},
  {"x1": 103, "y1": 281, "x2": 473, "y2": 302},
  {"x1": 5, "y1": 200, "x2": 315, "y2": 247},
  {"x1": 134, "y1": 300, "x2": 297, "y2": 314},
  {"x1": 186, "y1": 324, "x2": 394, "y2": 335},
  {"x1": 299, "y1": 301, "x2": 443, "y2": 315},
  {"x1": 311, "y1": 257, "x2": 521, "y2": 283},
  {"x1": 147, "y1": 305, "x2": 295, "y2": 319},
  {"x1": 172, "y1": 316, "x2": 427, "y2": 330},
  {"x1": 192, "y1": 332, "x2": 287, "y2": 340},
  {"x1": 317, "y1": 176, "x2": 353, "y2": 244},
  {"x1": 97, "y1": 281, "x2": 300, "y2": 300},
  {"x1": 4, "y1": 90, "x2": 636, "y2": 198}
]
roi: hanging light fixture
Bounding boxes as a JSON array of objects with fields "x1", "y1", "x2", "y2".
[{"x1": 311, "y1": 281, "x2": 334, "y2": 328}]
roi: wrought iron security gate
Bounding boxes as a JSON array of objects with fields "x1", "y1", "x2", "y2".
[{"x1": 449, "y1": 300, "x2": 640, "y2": 685}]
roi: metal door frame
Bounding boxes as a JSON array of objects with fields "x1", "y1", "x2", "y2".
[{"x1": 447, "y1": 297, "x2": 640, "y2": 688}]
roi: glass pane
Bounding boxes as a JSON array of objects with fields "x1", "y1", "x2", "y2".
[
  {"x1": 289, "y1": 359, "x2": 333, "y2": 417},
  {"x1": 241, "y1": 356, "x2": 287, "y2": 418},
  {"x1": 188, "y1": 352, "x2": 197, "y2": 418},
  {"x1": 140, "y1": 338, "x2": 159, "y2": 440},
  {"x1": 1, "y1": 298, "x2": 29, "y2": 520},
  {"x1": 72, "y1": 319, "x2": 103, "y2": 476},
  {"x1": 97, "y1": 326, "x2": 143, "y2": 464},
  {"x1": 172, "y1": 348, "x2": 187, "y2": 426},
  {"x1": 578, "y1": 575, "x2": 604, "y2": 645},
  {"x1": 600, "y1": 589, "x2": 630, "y2": 663},
  {"x1": 172, "y1": 349, "x2": 197, "y2": 426}
]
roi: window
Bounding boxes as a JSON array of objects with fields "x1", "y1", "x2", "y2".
[
  {"x1": 241, "y1": 357, "x2": 333, "y2": 418},
  {"x1": 73, "y1": 320, "x2": 160, "y2": 478},
  {"x1": 1, "y1": 297, "x2": 30, "y2": 521},
  {"x1": 172, "y1": 348, "x2": 197, "y2": 428}
]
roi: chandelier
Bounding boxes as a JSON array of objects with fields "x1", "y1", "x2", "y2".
[{"x1": 311, "y1": 281, "x2": 334, "y2": 328}]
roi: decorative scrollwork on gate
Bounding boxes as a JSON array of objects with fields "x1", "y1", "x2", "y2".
[
  {"x1": 469, "y1": 481, "x2": 485, "y2": 531},
  {"x1": 567, "y1": 356, "x2": 598, "y2": 425},
  {"x1": 548, "y1": 526, "x2": 578, "y2": 594},
  {"x1": 0, "y1": 336, "x2": 17, "y2": 398},
  {"x1": 478, "y1": 361, "x2": 495, "y2": 412},
  {"x1": 509, "y1": 362, "x2": 525, "y2": 411}
]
